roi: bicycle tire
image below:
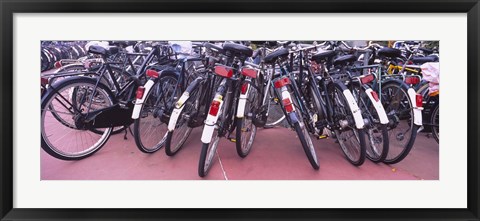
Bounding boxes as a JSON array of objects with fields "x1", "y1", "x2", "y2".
[
  {"x1": 41, "y1": 76, "x2": 114, "y2": 160},
  {"x1": 381, "y1": 82, "x2": 419, "y2": 164},
  {"x1": 235, "y1": 80, "x2": 259, "y2": 158},
  {"x1": 133, "y1": 74, "x2": 179, "y2": 153},
  {"x1": 289, "y1": 87, "x2": 319, "y2": 169},
  {"x1": 352, "y1": 84, "x2": 389, "y2": 163},
  {"x1": 330, "y1": 83, "x2": 366, "y2": 166},
  {"x1": 431, "y1": 103, "x2": 439, "y2": 143},
  {"x1": 51, "y1": 65, "x2": 127, "y2": 135},
  {"x1": 264, "y1": 86, "x2": 286, "y2": 128},
  {"x1": 165, "y1": 91, "x2": 200, "y2": 156}
]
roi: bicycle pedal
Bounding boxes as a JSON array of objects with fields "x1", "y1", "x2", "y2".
[
  {"x1": 318, "y1": 135, "x2": 328, "y2": 139},
  {"x1": 417, "y1": 126, "x2": 424, "y2": 133}
]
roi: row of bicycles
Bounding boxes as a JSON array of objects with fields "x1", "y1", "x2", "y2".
[
  {"x1": 41, "y1": 41, "x2": 89, "y2": 72},
  {"x1": 40, "y1": 40, "x2": 439, "y2": 177}
]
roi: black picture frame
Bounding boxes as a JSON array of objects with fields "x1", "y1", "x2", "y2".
[{"x1": 1, "y1": 0, "x2": 479, "y2": 220}]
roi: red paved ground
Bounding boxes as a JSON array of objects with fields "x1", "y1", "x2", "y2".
[{"x1": 41, "y1": 126, "x2": 439, "y2": 180}]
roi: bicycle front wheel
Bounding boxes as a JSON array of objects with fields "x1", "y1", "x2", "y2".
[
  {"x1": 289, "y1": 89, "x2": 319, "y2": 170},
  {"x1": 41, "y1": 77, "x2": 114, "y2": 160}
]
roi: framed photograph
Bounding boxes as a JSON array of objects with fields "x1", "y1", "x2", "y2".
[{"x1": 1, "y1": 0, "x2": 479, "y2": 220}]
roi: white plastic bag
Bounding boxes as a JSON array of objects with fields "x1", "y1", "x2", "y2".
[
  {"x1": 168, "y1": 41, "x2": 193, "y2": 55},
  {"x1": 421, "y1": 62, "x2": 440, "y2": 94},
  {"x1": 84, "y1": 41, "x2": 110, "y2": 51}
]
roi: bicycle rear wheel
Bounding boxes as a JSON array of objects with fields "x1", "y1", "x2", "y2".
[
  {"x1": 381, "y1": 82, "x2": 418, "y2": 164},
  {"x1": 264, "y1": 86, "x2": 286, "y2": 128},
  {"x1": 330, "y1": 83, "x2": 366, "y2": 166},
  {"x1": 431, "y1": 103, "x2": 439, "y2": 143},
  {"x1": 41, "y1": 77, "x2": 114, "y2": 160},
  {"x1": 235, "y1": 80, "x2": 259, "y2": 158},
  {"x1": 134, "y1": 75, "x2": 180, "y2": 153},
  {"x1": 352, "y1": 85, "x2": 389, "y2": 162},
  {"x1": 165, "y1": 90, "x2": 200, "y2": 156}
]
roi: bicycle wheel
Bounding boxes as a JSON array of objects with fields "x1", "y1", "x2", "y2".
[
  {"x1": 55, "y1": 65, "x2": 127, "y2": 135},
  {"x1": 41, "y1": 77, "x2": 114, "y2": 160},
  {"x1": 431, "y1": 102, "x2": 439, "y2": 143},
  {"x1": 381, "y1": 82, "x2": 419, "y2": 164},
  {"x1": 330, "y1": 83, "x2": 366, "y2": 166},
  {"x1": 264, "y1": 86, "x2": 286, "y2": 128},
  {"x1": 290, "y1": 89, "x2": 319, "y2": 170},
  {"x1": 352, "y1": 85, "x2": 389, "y2": 162},
  {"x1": 133, "y1": 75, "x2": 180, "y2": 153},
  {"x1": 235, "y1": 81, "x2": 259, "y2": 158},
  {"x1": 165, "y1": 90, "x2": 200, "y2": 156},
  {"x1": 199, "y1": 128, "x2": 221, "y2": 177},
  {"x1": 199, "y1": 87, "x2": 229, "y2": 177}
]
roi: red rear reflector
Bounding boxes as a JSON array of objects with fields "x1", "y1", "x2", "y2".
[
  {"x1": 241, "y1": 83, "x2": 249, "y2": 94},
  {"x1": 146, "y1": 69, "x2": 159, "y2": 78},
  {"x1": 282, "y1": 98, "x2": 294, "y2": 113},
  {"x1": 370, "y1": 91, "x2": 379, "y2": 102},
  {"x1": 274, "y1": 77, "x2": 291, "y2": 88},
  {"x1": 405, "y1": 76, "x2": 420, "y2": 85},
  {"x1": 209, "y1": 100, "x2": 221, "y2": 116},
  {"x1": 360, "y1": 74, "x2": 375, "y2": 84},
  {"x1": 214, "y1": 66, "x2": 234, "y2": 78},
  {"x1": 416, "y1": 94, "x2": 423, "y2": 107},
  {"x1": 241, "y1": 68, "x2": 258, "y2": 78},
  {"x1": 41, "y1": 77, "x2": 49, "y2": 86},
  {"x1": 136, "y1": 86, "x2": 145, "y2": 99},
  {"x1": 54, "y1": 61, "x2": 62, "y2": 69}
]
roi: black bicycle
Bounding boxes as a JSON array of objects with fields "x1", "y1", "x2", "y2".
[{"x1": 41, "y1": 42, "x2": 175, "y2": 160}]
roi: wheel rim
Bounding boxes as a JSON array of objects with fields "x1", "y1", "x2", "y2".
[
  {"x1": 239, "y1": 88, "x2": 258, "y2": 154},
  {"x1": 169, "y1": 98, "x2": 198, "y2": 152},
  {"x1": 355, "y1": 87, "x2": 385, "y2": 160},
  {"x1": 41, "y1": 82, "x2": 112, "y2": 158},
  {"x1": 204, "y1": 131, "x2": 220, "y2": 173},
  {"x1": 300, "y1": 121, "x2": 318, "y2": 164},
  {"x1": 332, "y1": 88, "x2": 362, "y2": 162},
  {"x1": 136, "y1": 77, "x2": 178, "y2": 151},
  {"x1": 432, "y1": 105, "x2": 439, "y2": 142},
  {"x1": 381, "y1": 84, "x2": 414, "y2": 161}
]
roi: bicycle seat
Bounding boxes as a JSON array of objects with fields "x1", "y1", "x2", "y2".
[
  {"x1": 377, "y1": 47, "x2": 402, "y2": 58},
  {"x1": 333, "y1": 54, "x2": 357, "y2": 66},
  {"x1": 419, "y1": 47, "x2": 434, "y2": 54},
  {"x1": 223, "y1": 43, "x2": 253, "y2": 57},
  {"x1": 263, "y1": 48, "x2": 289, "y2": 64},
  {"x1": 311, "y1": 50, "x2": 336, "y2": 63},
  {"x1": 204, "y1": 42, "x2": 224, "y2": 54},
  {"x1": 88, "y1": 45, "x2": 107, "y2": 55},
  {"x1": 411, "y1": 55, "x2": 439, "y2": 64},
  {"x1": 109, "y1": 41, "x2": 136, "y2": 47},
  {"x1": 88, "y1": 45, "x2": 119, "y2": 56}
]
